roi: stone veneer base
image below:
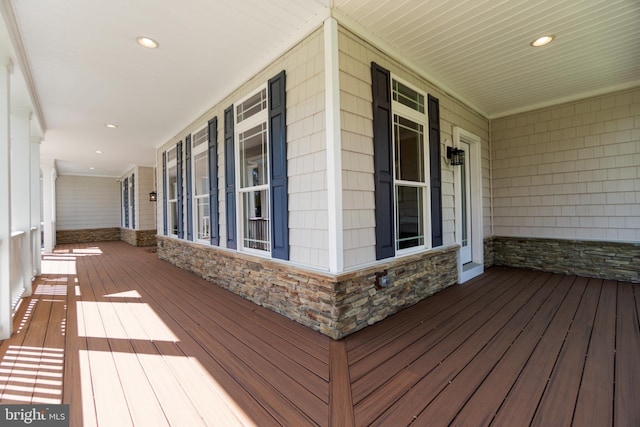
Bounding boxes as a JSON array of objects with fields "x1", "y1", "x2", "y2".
[
  {"x1": 56, "y1": 228, "x2": 121, "y2": 244},
  {"x1": 120, "y1": 228, "x2": 157, "y2": 247},
  {"x1": 493, "y1": 236, "x2": 639, "y2": 283},
  {"x1": 157, "y1": 236, "x2": 458, "y2": 339}
]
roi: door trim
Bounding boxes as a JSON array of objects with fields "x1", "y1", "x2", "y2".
[{"x1": 453, "y1": 127, "x2": 484, "y2": 283}]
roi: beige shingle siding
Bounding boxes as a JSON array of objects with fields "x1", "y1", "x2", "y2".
[
  {"x1": 136, "y1": 166, "x2": 156, "y2": 230},
  {"x1": 155, "y1": 24, "x2": 497, "y2": 270},
  {"x1": 491, "y1": 87, "x2": 640, "y2": 241},
  {"x1": 155, "y1": 27, "x2": 329, "y2": 268},
  {"x1": 56, "y1": 175, "x2": 120, "y2": 230},
  {"x1": 338, "y1": 26, "x2": 491, "y2": 268}
]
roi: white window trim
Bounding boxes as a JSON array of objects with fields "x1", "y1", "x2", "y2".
[
  {"x1": 191, "y1": 125, "x2": 210, "y2": 244},
  {"x1": 166, "y1": 147, "x2": 178, "y2": 238},
  {"x1": 390, "y1": 74, "x2": 432, "y2": 256},
  {"x1": 128, "y1": 175, "x2": 133, "y2": 230},
  {"x1": 234, "y1": 84, "x2": 271, "y2": 256},
  {"x1": 121, "y1": 181, "x2": 127, "y2": 227}
]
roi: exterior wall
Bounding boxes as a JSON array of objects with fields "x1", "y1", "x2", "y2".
[
  {"x1": 491, "y1": 87, "x2": 640, "y2": 241},
  {"x1": 56, "y1": 175, "x2": 120, "y2": 230},
  {"x1": 493, "y1": 237, "x2": 639, "y2": 283},
  {"x1": 120, "y1": 166, "x2": 156, "y2": 231},
  {"x1": 56, "y1": 227, "x2": 120, "y2": 244},
  {"x1": 337, "y1": 26, "x2": 491, "y2": 269},
  {"x1": 158, "y1": 236, "x2": 456, "y2": 338},
  {"x1": 152, "y1": 23, "x2": 497, "y2": 337},
  {"x1": 136, "y1": 166, "x2": 156, "y2": 230},
  {"x1": 156, "y1": 27, "x2": 328, "y2": 269}
]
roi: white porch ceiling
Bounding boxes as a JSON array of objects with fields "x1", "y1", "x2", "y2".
[{"x1": 2, "y1": 0, "x2": 638, "y2": 177}]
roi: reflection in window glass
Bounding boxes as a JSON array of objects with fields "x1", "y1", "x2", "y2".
[
  {"x1": 396, "y1": 186, "x2": 423, "y2": 250},
  {"x1": 193, "y1": 127, "x2": 208, "y2": 148},
  {"x1": 394, "y1": 115, "x2": 424, "y2": 182},
  {"x1": 195, "y1": 198, "x2": 209, "y2": 240},
  {"x1": 167, "y1": 147, "x2": 177, "y2": 162},
  {"x1": 239, "y1": 123, "x2": 268, "y2": 188},
  {"x1": 169, "y1": 200, "x2": 178, "y2": 236},
  {"x1": 243, "y1": 190, "x2": 270, "y2": 251},
  {"x1": 236, "y1": 89, "x2": 267, "y2": 123},
  {"x1": 167, "y1": 164, "x2": 178, "y2": 236},
  {"x1": 168, "y1": 165, "x2": 177, "y2": 200},
  {"x1": 194, "y1": 150, "x2": 209, "y2": 241},
  {"x1": 393, "y1": 80, "x2": 425, "y2": 113},
  {"x1": 194, "y1": 152, "x2": 208, "y2": 197}
]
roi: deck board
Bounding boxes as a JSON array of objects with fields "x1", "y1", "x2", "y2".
[
  {"x1": 449, "y1": 274, "x2": 572, "y2": 426},
  {"x1": 530, "y1": 278, "x2": 602, "y2": 427},
  {"x1": 571, "y1": 280, "x2": 616, "y2": 427},
  {"x1": 109, "y1": 256, "x2": 325, "y2": 425},
  {"x1": 413, "y1": 272, "x2": 564, "y2": 425},
  {"x1": 350, "y1": 269, "x2": 525, "y2": 403},
  {"x1": 368, "y1": 270, "x2": 550, "y2": 426},
  {"x1": 614, "y1": 283, "x2": 640, "y2": 427},
  {"x1": 490, "y1": 276, "x2": 589, "y2": 426},
  {"x1": 353, "y1": 270, "x2": 541, "y2": 425},
  {"x1": 1, "y1": 241, "x2": 639, "y2": 426}
]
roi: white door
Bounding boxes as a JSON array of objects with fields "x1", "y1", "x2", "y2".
[
  {"x1": 454, "y1": 127, "x2": 484, "y2": 283},
  {"x1": 459, "y1": 140, "x2": 472, "y2": 265}
]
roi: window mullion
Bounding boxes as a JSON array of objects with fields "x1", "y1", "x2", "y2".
[{"x1": 395, "y1": 179, "x2": 428, "y2": 187}]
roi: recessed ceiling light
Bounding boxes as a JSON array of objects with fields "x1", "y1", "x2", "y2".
[
  {"x1": 89, "y1": 167, "x2": 95, "y2": 170},
  {"x1": 96, "y1": 150, "x2": 103, "y2": 154},
  {"x1": 531, "y1": 35, "x2": 554, "y2": 47},
  {"x1": 136, "y1": 36, "x2": 159, "y2": 49},
  {"x1": 105, "y1": 123, "x2": 118, "y2": 129}
]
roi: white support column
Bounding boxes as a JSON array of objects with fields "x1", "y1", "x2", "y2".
[
  {"x1": 31, "y1": 136, "x2": 42, "y2": 276},
  {"x1": 324, "y1": 17, "x2": 344, "y2": 273},
  {"x1": 11, "y1": 110, "x2": 33, "y2": 296},
  {"x1": 0, "y1": 58, "x2": 13, "y2": 339},
  {"x1": 41, "y1": 160, "x2": 57, "y2": 254}
]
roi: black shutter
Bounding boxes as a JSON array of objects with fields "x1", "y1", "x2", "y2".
[
  {"x1": 131, "y1": 173, "x2": 135, "y2": 229},
  {"x1": 428, "y1": 95, "x2": 443, "y2": 247},
  {"x1": 162, "y1": 152, "x2": 168, "y2": 235},
  {"x1": 268, "y1": 71, "x2": 289, "y2": 260},
  {"x1": 371, "y1": 62, "x2": 395, "y2": 260},
  {"x1": 185, "y1": 135, "x2": 193, "y2": 241},
  {"x1": 124, "y1": 177, "x2": 129, "y2": 228},
  {"x1": 208, "y1": 117, "x2": 220, "y2": 246},
  {"x1": 176, "y1": 141, "x2": 184, "y2": 239},
  {"x1": 224, "y1": 106, "x2": 237, "y2": 250}
]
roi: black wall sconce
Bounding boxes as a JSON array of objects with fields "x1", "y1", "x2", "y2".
[
  {"x1": 149, "y1": 191, "x2": 157, "y2": 202},
  {"x1": 447, "y1": 146, "x2": 465, "y2": 166}
]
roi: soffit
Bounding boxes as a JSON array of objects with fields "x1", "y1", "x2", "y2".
[
  {"x1": 334, "y1": 0, "x2": 640, "y2": 117},
  {"x1": 4, "y1": 0, "x2": 639, "y2": 176}
]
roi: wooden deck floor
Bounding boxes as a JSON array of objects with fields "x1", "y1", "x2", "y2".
[{"x1": 1, "y1": 241, "x2": 639, "y2": 426}]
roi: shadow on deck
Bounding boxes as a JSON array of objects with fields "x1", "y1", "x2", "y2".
[{"x1": 1, "y1": 241, "x2": 638, "y2": 426}]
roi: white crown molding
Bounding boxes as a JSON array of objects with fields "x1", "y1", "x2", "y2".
[{"x1": 489, "y1": 81, "x2": 640, "y2": 119}]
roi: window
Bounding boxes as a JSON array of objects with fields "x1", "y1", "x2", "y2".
[
  {"x1": 121, "y1": 180, "x2": 128, "y2": 227},
  {"x1": 224, "y1": 71, "x2": 287, "y2": 258},
  {"x1": 166, "y1": 147, "x2": 178, "y2": 236},
  {"x1": 191, "y1": 127, "x2": 209, "y2": 242},
  {"x1": 392, "y1": 78, "x2": 429, "y2": 252},
  {"x1": 235, "y1": 87, "x2": 270, "y2": 253},
  {"x1": 130, "y1": 173, "x2": 135, "y2": 229},
  {"x1": 121, "y1": 174, "x2": 136, "y2": 229}
]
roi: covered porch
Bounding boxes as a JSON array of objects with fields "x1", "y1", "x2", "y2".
[{"x1": 0, "y1": 241, "x2": 638, "y2": 426}]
